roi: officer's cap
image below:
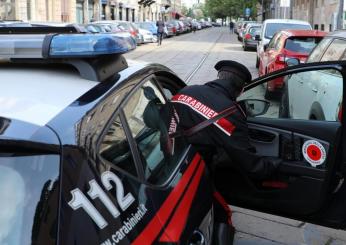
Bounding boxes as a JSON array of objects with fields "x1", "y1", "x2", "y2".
[{"x1": 214, "y1": 60, "x2": 252, "y2": 85}]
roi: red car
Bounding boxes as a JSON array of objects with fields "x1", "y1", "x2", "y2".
[{"x1": 258, "y1": 29, "x2": 326, "y2": 98}]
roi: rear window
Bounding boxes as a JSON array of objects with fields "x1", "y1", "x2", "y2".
[
  {"x1": 265, "y1": 23, "x2": 311, "y2": 39},
  {"x1": 285, "y1": 37, "x2": 322, "y2": 53},
  {"x1": 249, "y1": 26, "x2": 261, "y2": 35},
  {"x1": 0, "y1": 154, "x2": 60, "y2": 245}
]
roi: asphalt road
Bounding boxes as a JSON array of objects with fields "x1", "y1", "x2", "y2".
[{"x1": 125, "y1": 27, "x2": 346, "y2": 245}]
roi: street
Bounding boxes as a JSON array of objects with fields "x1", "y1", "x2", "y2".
[{"x1": 125, "y1": 27, "x2": 346, "y2": 245}]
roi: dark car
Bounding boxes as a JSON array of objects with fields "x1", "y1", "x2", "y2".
[
  {"x1": 167, "y1": 20, "x2": 181, "y2": 35},
  {"x1": 242, "y1": 23, "x2": 262, "y2": 51},
  {"x1": 165, "y1": 22, "x2": 176, "y2": 36},
  {"x1": 0, "y1": 27, "x2": 224, "y2": 245}
]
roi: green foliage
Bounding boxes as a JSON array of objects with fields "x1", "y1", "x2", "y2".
[{"x1": 205, "y1": 0, "x2": 258, "y2": 19}]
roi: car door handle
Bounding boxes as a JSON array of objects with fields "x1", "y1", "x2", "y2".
[{"x1": 189, "y1": 230, "x2": 205, "y2": 245}]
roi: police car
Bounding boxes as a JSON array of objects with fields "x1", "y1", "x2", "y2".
[
  {"x1": 1, "y1": 27, "x2": 346, "y2": 245},
  {"x1": 0, "y1": 27, "x2": 218, "y2": 245}
]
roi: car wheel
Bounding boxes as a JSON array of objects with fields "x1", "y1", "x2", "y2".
[
  {"x1": 256, "y1": 57, "x2": 259, "y2": 68},
  {"x1": 264, "y1": 84, "x2": 273, "y2": 100},
  {"x1": 279, "y1": 90, "x2": 289, "y2": 118}
]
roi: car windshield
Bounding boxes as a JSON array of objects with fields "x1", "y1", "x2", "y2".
[
  {"x1": 285, "y1": 37, "x2": 322, "y2": 53},
  {"x1": 0, "y1": 153, "x2": 60, "y2": 245},
  {"x1": 118, "y1": 22, "x2": 130, "y2": 30},
  {"x1": 265, "y1": 23, "x2": 311, "y2": 39}
]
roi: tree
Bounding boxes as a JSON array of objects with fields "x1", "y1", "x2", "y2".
[{"x1": 205, "y1": 0, "x2": 257, "y2": 20}]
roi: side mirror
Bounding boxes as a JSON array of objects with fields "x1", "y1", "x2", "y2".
[
  {"x1": 255, "y1": 34, "x2": 261, "y2": 41},
  {"x1": 238, "y1": 99, "x2": 270, "y2": 117},
  {"x1": 286, "y1": 58, "x2": 300, "y2": 67},
  {"x1": 263, "y1": 44, "x2": 269, "y2": 51}
]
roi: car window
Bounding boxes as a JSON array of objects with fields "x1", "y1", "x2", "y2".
[
  {"x1": 307, "y1": 38, "x2": 332, "y2": 62},
  {"x1": 99, "y1": 115, "x2": 138, "y2": 177},
  {"x1": 268, "y1": 33, "x2": 279, "y2": 49},
  {"x1": 249, "y1": 27, "x2": 261, "y2": 35},
  {"x1": 285, "y1": 37, "x2": 322, "y2": 54},
  {"x1": 0, "y1": 154, "x2": 59, "y2": 245},
  {"x1": 122, "y1": 79, "x2": 188, "y2": 185},
  {"x1": 320, "y1": 39, "x2": 346, "y2": 61},
  {"x1": 274, "y1": 34, "x2": 285, "y2": 50},
  {"x1": 238, "y1": 68, "x2": 343, "y2": 122},
  {"x1": 265, "y1": 23, "x2": 311, "y2": 39}
]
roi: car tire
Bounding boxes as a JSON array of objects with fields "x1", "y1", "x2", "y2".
[
  {"x1": 264, "y1": 84, "x2": 273, "y2": 100},
  {"x1": 256, "y1": 57, "x2": 259, "y2": 68},
  {"x1": 279, "y1": 90, "x2": 289, "y2": 118}
]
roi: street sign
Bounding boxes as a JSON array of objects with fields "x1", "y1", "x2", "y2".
[{"x1": 245, "y1": 8, "x2": 251, "y2": 17}]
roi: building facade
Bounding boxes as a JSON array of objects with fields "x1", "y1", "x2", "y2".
[
  {"x1": 258, "y1": 0, "x2": 343, "y2": 31},
  {"x1": 0, "y1": 0, "x2": 182, "y2": 23}
]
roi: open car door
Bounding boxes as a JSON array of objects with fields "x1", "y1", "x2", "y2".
[{"x1": 214, "y1": 61, "x2": 346, "y2": 229}]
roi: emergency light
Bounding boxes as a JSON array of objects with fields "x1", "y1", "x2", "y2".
[{"x1": 0, "y1": 33, "x2": 136, "y2": 59}]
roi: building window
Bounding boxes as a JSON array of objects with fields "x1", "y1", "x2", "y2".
[
  {"x1": 102, "y1": 4, "x2": 106, "y2": 20},
  {"x1": 27, "y1": 0, "x2": 31, "y2": 20},
  {"x1": 126, "y1": 8, "x2": 129, "y2": 21},
  {"x1": 132, "y1": 9, "x2": 135, "y2": 22},
  {"x1": 314, "y1": 24, "x2": 318, "y2": 30},
  {"x1": 110, "y1": 6, "x2": 115, "y2": 20},
  {"x1": 119, "y1": 7, "x2": 123, "y2": 20},
  {"x1": 330, "y1": 24, "x2": 332, "y2": 31},
  {"x1": 321, "y1": 24, "x2": 324, "y2": 31}
]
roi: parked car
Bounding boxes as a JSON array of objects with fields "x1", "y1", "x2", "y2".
[
  {"x1": 136, "y1": 22, "x2": 157, "y2": 36},
  {"x1": 259, "y1": 29, "x2": 326, "y2": 98},
  {"x1": 242, "y1": 23, "x2": 262, "y2": 51},
  {"x1": 94, "y1": 22, "x2": 126, "y2": 33},
  {"x1": 178, "y1": 20, "x2": 188, "y2": 33},
  {"x1": 86, "y1": 24, "x2": 111, "y2": 33},
  {"x1": 212, "y1": 22, "x2": 222, "y2": 27},
  {"x1": 238, "y1": 21, "x2": 257, "y2": 41},
  {"x1": 93, "y1": 20, "x2": 138, "y2": 44},
  {"x1": 164, "y1": 22, "x2": 176, "y2": 37},
  {"x1": 137, "y1": 27, "x2": 155, "y2": 43},
  {"x1": 167, "y1": 20, "x2": 181, "y2": 34},
  {"x1": 182, "y1": 20, "x2": 192, "y2": 32},
  {"x1": 0, "y1": 20, "x2": 31, "y2": 27},
  {"x1": 256, "y1": 19, "x2": 312, "y2": 68},
  {"x1": 279, "y1": 30, "x2": 346, "y2": 120}
]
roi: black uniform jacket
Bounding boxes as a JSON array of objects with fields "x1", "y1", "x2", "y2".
[{"x1": 163, "y1": 79, "x2": 281, "y2": 179}]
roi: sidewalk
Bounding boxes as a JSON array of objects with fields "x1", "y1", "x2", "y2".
[{"x1": 232, "y1": 206, "x2": 346, "y2": 245}]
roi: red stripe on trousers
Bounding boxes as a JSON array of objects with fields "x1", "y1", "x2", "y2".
[{"x1": 131, "y1": 154, "x2": 201, "y2": 245}]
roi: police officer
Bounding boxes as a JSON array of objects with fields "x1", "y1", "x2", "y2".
[
  {"x1": 168, "y1": 60, "x2": 281, "y2": 178},
  {"x1": 162, "y1": 60, "x2": 282, "y2": 243}
]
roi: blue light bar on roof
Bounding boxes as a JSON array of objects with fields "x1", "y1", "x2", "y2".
[
  {"x1": 49, "y1": 33, "x2": 136, "y2": 57},
  {"x1": 0, "y1": 33, "x2": 136, "y2": 59}
]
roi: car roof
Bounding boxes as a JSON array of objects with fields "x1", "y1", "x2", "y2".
[
  {"x1": 327, "y1": 30, "x2": 346, "y2": 39},
  {"x1": 0, "y1": 66, "x2": 97, "y2": 126},
  {"x1": 280, "y1": 29, "x2": 327, "y2": 37},
  {"x1": 263, "y1": 19, "x2": 311, "y2": 25}
]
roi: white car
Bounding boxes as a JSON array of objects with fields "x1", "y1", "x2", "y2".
[
  {"x1": 256, "y1": 19, "x2": 312, "y2": 68},
  {"x1": 138, "y1": 28, "x2": 155, "y2": 43}
]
